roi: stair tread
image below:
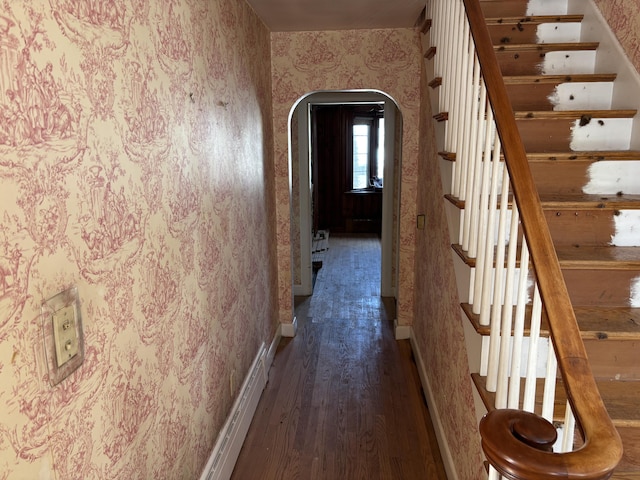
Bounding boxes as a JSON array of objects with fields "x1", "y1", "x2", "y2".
[
  {"x1": 495, "y1": 42, "x2": 599, "y2": 52},
  {"x1": 540, "y1": 193, "x2": 640, "y2": 209},
  {"x1": 462, "y1": 303, "x2": 640, "y2": 340},
  {"x1": 486, "y1": 14, "x2": 584, "y2": 25},
  {"x1": 453, "y1": 243, "x2": 640, "y2": 269},
  {"x1": 437, "y1": 109, "x2": 637, "y2": 122},
  {"x1": 440, "y1": 150, "x2": 640, "y2": 162},
  {"x1": 445, "y1": 192, "x2": 640, "y2": 210},
  {"x1": 526, "y1": 151, "x2": 640, "y2": 161},
  {"x1": 504, "y1": 73, "x2": 618, "y2": 84},
  {"x1": 555, "y1": 245, "x2": 640, "y2": 268},
  {"x1": 471, "y1": 373, "x2": 640, "y2": 427},
  {"x1": 420, "y1": 17, "x2": 432, "y2": 34},
  {"x1": 573, "y1": 306, "x2": 640, "y2": 338},
  {"x1": 514, "y1": 109, "x2": 637, "y2": 119}
]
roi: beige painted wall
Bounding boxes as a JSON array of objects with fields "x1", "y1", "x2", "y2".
[{"x1": 0, "y1": 0, "x2": 278, "y2": 477}]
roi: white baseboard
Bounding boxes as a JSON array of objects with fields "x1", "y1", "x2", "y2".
[
  {"x1": 409, "y1": 331, "x2": 461, "y2": 480},
  {"x1": 394, "y1": 319, "x2": 411, "y2": 340},
  {"x1": 266, "y1": 326, "x2": 282, "y2": 382},
  {"x1": 199, "y1": 332, "x2": 277, "y2": 480},
  {"x1": 293, "y1": 284, "x2": 311, "y2": 296},
  {"x1": 280, "y1": 316, "x2": 298, "y2": 337}
]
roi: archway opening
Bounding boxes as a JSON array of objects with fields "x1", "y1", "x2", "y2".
[{"x1": 288, "y1": 90, "x2": 403, "y2": 299}]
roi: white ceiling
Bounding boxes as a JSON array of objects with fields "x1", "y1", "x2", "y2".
[{"x1": 246, "y1": 0, "x2": 425, "y2": 32}]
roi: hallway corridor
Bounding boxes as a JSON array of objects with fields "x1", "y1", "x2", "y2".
[{"x1": 231, "y1": 234, "x2": 447, "y2": 479}]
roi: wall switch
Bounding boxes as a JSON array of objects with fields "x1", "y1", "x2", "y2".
[
  {"x1": 52, "y1": 305, "x2": 79, "y2": 367},
  {"x1": 42, "y1": 286, "x2": 84, "y2": 386}
]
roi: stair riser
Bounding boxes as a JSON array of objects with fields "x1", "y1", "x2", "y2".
[
  {"x1": 472, "y1": 268, "x2": 639, "y2": 307},
  {"x1": 496, "y1": 50, "x2": 596, "y2": 76},
  {"x1": 489, "y1": 22, "x2": 580, "y2": 45},
  {"x1": 480, "y1": 0, "x2": 567, "y2": 19},
  {"x1": 481, "y1": 2, "x2": 529, "y2": 19},
  {"x1": 615, "y1": 427, "x2": 640, "y2": 474},
  {"x1": 532, "y1": 161, "x2": 640, "y2": 196},
  {"x1": 517, "y1": 117, "x2": 632, "y2": 152},
  {"x1": 584, "y1": 339, "x2": 640, "y2": 380},
  {"x1": 546, "y1": 210, "x2": 617, "y2": 246},
  {"x1": 545, "y1": 210, "x2": 640, "y2": 247},
  {"x1": 507, "y1": 82, "x2": 613, "y2": 111},
  {"x1": 562, "y1": 270, "x2": 640, "y2": 307}
]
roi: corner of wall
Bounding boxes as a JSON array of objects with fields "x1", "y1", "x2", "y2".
[{"x1": 408, "y1": 329, "x2": 461, "y2": 480}]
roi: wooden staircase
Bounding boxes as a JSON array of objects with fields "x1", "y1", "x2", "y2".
[{"x1": 424, "y1": 0, "x2": 640, "y2": 477}]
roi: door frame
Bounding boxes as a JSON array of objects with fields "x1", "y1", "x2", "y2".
[{"x1": 290, "y1": 90, "x2": 401, "y2": 297}]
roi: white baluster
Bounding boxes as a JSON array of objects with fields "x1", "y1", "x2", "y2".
[
  {"x1": 472, "y1": 104, "x2": 495, "y2": 315},
  {"x1": 495, "y1": 205, "x2": 520, "y2": 408},
  {"x1": 479, "y1": 133, "x2": 502, "y2": 327},
  {"x1": 467, "y1": 80, "x2": 487, "y2": 258},
  {"x1": 488, "y1": 465, "x2": 502, "y2": 480},
  {"x1": 486, "y1": 163, "x2": 510, "y2": 392},
  {"x1": 508, "y1": 241, "x2": 530, "y2": 409},
  {"x1": 561, "y1": 401, "x2": 577, "y2": 452},
  {"x1": 542, "y1": 339, "x2": 558, "y2": 423},
  {"x1": 451, "y1": 18, "x2": 470, "y2": 198},
  {"x1": 443, "y1": 0, "x2": 459, "y2": 152},
  {"x1": 458, "y1": 33, "x2": 477, "y2": 204},
  {"x1": 461, "y1": 54, "x2": 482, "y2": 251},
  {"x1": 523, "y1": 285, "x2": 543, "y2": 412}
]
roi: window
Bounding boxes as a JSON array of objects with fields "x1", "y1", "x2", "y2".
[
  {"x1": 352, "y1": 123, "x2": 371, "y2": 189},
  {"x1": 376, "y1": 118, "x2": 385, "y2": 183},
  {"x1": 351, "y1": 115, "x2": 384, "y2": 190}
]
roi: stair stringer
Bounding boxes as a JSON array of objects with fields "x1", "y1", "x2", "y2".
[{"x1": 431, "y1": 112, "x2": 489, "y2": 432}]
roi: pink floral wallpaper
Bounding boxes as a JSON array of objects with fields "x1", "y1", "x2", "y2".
[
  {"x1": 595, "y1": 0, "x2": 640, "y2": 72},
  {"x1": 271, "y1": 29, "x2": 422, "y2": 326},
  {"x1": 412, "y1": 56, "x2": 485, "y2": 479},
  {"x1": 0, "y1": 0, "x2": 277, "y2": 478}
]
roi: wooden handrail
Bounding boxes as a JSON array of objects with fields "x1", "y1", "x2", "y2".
[{"x1": 462, "y1": 0, "x2": 623, "y2": 478}]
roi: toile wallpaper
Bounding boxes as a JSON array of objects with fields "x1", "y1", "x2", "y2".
[
  {"x1": 0, "y1": 0, "x2": 278, "y2": 478},
  {"x1": 412, "y1": 56, "x2": 486, "y2": 479},
  {"x1": 2, "y1": 1, "x2": 635, "y2": 478},
  {"x1": 271, "y1": 28, "x2": 422, "y2": 326}
]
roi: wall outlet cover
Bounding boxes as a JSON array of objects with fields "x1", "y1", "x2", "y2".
[{"x1": 41, "y1": 286, "x2": 84, "y2": 386}]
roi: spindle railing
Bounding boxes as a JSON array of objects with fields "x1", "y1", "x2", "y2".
[{"x1": 427, "y1": 0, "x2": 623, "y2": 478}]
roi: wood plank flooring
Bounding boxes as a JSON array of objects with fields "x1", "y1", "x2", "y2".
[{"x1": 231, "y1": 234, "x2": 448, "y2": 480}]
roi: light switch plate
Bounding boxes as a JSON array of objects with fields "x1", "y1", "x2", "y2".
[
  {"x1": 52, "y1": 304, "x2": 79, "y2": 367},
  {"x1": 42, "y1": 286, "x2": 84, "y2": 386}
]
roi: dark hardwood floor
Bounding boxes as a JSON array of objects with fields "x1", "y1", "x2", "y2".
[{"x1": 231, "y1": 234, "x2": 448, "y2": 479}]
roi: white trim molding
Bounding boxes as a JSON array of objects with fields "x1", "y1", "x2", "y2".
[
  {"x1": 280, "y1": 316, "x2": 298, "y2": 337},
  {"x1": 394, "y1": 319, "x2": 411, "y2": 340},
  {"x1": 409, "y1": 329, "x2": 463, "y2": 480},
  {"x1": 199, "y1": 324, "x2": 282, "y2": 480}
]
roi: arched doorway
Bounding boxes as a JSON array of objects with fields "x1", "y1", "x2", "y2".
[{"x1": 288, "y1": 90, "x2": 402, "y2": 299}]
